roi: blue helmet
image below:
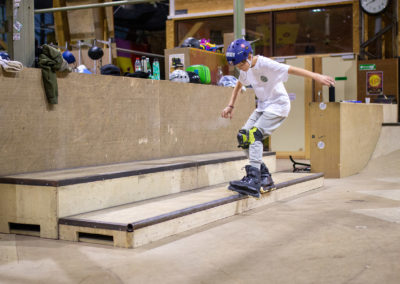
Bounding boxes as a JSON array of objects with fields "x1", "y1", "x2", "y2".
[
  {"x1": 0, "y1": 51, "x2": 10, "y2": 60},
  {"x1": 62, "y1": 50, "x2": 76, "y2": 64},
  {"x1": 225, "y1": 39, "x2": 252, "y2": 65}
]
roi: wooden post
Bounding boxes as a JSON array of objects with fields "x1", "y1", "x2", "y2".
[
  {"x1": 304, "y1": 57, "x2": 313, "y2": 160},
  {"x1": 353, "y1": 0, "x2": 360, "y2": 55},
  {"x1": 53, "y1": 0, "x2": 71, "y2": 46},
  {"x1": 6, "y1": 0, "x2": 35, "y2": 66},
  {"x1": 166, "y1": 19, "x2": 175, "y2": 49}
]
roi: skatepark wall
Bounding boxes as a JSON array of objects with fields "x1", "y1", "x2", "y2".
[{"x1": 0, "y1": 68, "x2": 255, "y2": 176}]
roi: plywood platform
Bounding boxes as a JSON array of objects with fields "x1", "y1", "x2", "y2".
[
  {"x1": 0, "y1": 151, "x2": 275, "y2": 239},
  {"x1": 59, "y1": 172, "x2": 324, "y2": 248}
]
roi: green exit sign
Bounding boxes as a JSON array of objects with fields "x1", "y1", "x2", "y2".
[{"x1": 359, "y1": 64, "x2": 376, "y2": 71}]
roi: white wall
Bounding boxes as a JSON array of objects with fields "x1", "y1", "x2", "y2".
[{"x1": 271, "y1": 58, "x2": 306, "y2": 152}]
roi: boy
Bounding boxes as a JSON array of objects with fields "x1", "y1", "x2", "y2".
[{"x1": 221, "y1": 39, "x2": 335, "y2": 197}]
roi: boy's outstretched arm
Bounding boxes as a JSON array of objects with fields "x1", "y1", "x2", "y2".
[
  {"x1": 221, "y1": 80, "x2": 243, "y2": 119},
  {"x1": 288, "y1": 66, "x2": 335, "y2": 87}
]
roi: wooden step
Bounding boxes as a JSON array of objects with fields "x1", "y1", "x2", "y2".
[
  {"x1": 0, "y1": 151, "x2": 275, "y2": 239},
  {"x1": 59, "y1": 172, "x2": 324, "y2": 248}
]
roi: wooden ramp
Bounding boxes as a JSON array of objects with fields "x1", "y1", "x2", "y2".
[
  {"x1": 371, "y1": 123, "x2": 400, "y2": 159},
  {"x1": 59, "y1": 172, "x2": 324, "y2": 248},
  {"x1": 0, "y1": 151, "x2": 275, "y2": 239}
]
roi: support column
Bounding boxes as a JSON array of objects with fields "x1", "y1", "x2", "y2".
[
  {"x1": 233, "y1": 0, "x2": 245, "y2": 40},
  {"x1": 6, "y1": 0, "x2": 35, "y2": 67},
  {"x1": 53, "y1": 0, "x2": 70, "y2": 47}
]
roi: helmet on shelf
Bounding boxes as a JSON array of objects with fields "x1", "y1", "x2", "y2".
[
  {"x1": 0, "y1": 51, "x2": 10, "y2": 60},
  {"x1": 187, "y1": 71, "x2": 201, "y2": 84},
  {"x1": 62, "y1": 50, "x2": 76, "y2": 64},
  {"x1": 88, "y1": 46, "x2": 104, "y2": 60},
  {"x1": 180, "y1": 37, "x2": 200, "y2": 49},
  {"x1": 169, "y1": 70, "x2": 189, "y2": 83}
]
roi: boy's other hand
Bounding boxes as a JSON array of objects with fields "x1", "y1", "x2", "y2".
[
  {"x1": 315, "y1": 74, "x2": 335, "y2": 87},
  {"x1": 221, "y1": 106, "x2": 234, "y2": 119}
]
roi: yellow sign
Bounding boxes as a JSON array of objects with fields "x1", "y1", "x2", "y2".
[
  {"x1": 369, "y1": 74, "x2": 381, "y2": 87},
  {"x1": 366, "y1": 71, "x2": 383, "y2": 95}
]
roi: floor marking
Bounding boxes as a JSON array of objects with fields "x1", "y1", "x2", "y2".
[
  {"x1": 0, "y1": 234, "x2": 18, "y2": 264},
  {"x1": 359, "y1": 190, "x2": 400, "y2": 201},
  {"x1": 352, "y1": 207, "x2": 400, "y2": 224},
  {"x1": 375, "y1": 177, "x2": 400, "y2": 183}
]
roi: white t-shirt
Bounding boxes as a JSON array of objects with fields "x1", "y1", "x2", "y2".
[{"x1": 238, "y1": 56, "x2": 290, "y2": 117}]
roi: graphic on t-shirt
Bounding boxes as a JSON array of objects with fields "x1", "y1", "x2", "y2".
[{"x1": 260, "y1": 75, "x2": 268, "y2": 82}]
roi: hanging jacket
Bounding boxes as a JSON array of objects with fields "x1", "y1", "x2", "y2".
[{"x1": 38, "y1": 44, "x2": 70, "y2": 104}]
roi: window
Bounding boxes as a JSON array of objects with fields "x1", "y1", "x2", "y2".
[
  {"x1": 176, "y1": 15, "x2": 233, "y2": 47},
  {"x1": 274, "y1": 5, "x2": 353, "y2": 56},
  {"x1": 246, "y1": 13, "x2": 272, "y2": 57},
  {"x1": 175, "y1": 5, "x2": 353, "y2": 57}
]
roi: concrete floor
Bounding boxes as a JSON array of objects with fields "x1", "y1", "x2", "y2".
[{"x1": 1, "y1": 151, "x2": 400, "y2": 284}]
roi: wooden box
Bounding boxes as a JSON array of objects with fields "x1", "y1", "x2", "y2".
[
  {"x1": 310, "y1": 102, "x2": 383, "y2": 178},
  {"x1": 164, "y1": 47, "x2": 228, "y2": 85}
]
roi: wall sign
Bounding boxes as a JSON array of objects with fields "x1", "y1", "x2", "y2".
[
  {"x1": 366, "y1": 71, "x2": 383, "y2": 95},
  {"x1": 168, "y1": 54, "x2": 185, "y2": 74},
  {"x1": 359, "y1": 64, "x2": 376, "y2": 71}
]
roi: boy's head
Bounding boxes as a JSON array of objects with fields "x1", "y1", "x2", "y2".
[{"x1": 226, "y1": 39, "x2": 253, "y2": 67}]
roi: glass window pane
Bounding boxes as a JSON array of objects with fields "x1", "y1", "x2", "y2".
[
  {"x1": 274, "y1": 5, "x2": 353, "y2": 56},
  {"x1": 175, "y1": 5, "x2": 352, "y2": 57},
  {"x1": 176, "y1": 16, "x2": 233, "y2": 47},
  {"x1": 246, "y1": 12, "x2": 272, "y2": 57}
]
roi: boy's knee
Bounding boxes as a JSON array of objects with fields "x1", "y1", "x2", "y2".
[
  {"x1": 249, "y1": 127, "x2": 263, "y2": 143},
  {"x1": 237, "y1": 127, "x2": 263, "y2": 149}
]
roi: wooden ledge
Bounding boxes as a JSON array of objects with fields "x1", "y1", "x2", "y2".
[
  {"x1": 0, "y1": 151, "x2": 276, "y2": 187},
  {"x1": 58, "y1": 172, "x2": 323, "y2": 232}
]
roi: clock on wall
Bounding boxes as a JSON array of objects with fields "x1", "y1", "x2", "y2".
[{"x1": 360, "y1": 0, "x2": 389, "y2": 15}]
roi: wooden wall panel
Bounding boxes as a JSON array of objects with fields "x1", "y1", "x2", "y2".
[
  {"x1": 53, "y1": 0, "x2": 114, "y2": 43},
  {"x1": 322, "y1": 57, "x2": 357, "y2": 102},
  {"x1": 166, "y1": 20, "x2": 175, "y2": 49},
  {"x1": 164, "y1": 47, "x2": 228, "y2": 84},
  {"x1": 271, "y1": 58, "x2": 306, "y2": 156},
  {"x1": 0, "y1": 68, "x2": 254, "y2": 176},
  {"x1": 313, "y1": 57, "x2": 323, "y2": 102},
  {"x1": 310, "y1": 103, "x2": 341, "y2": 177},
  {"x1": 357, "y1": 58, "x2": 399, "y2": 103},
  {"x1": 53, "y1": 0, "x2": 70, "y2": 46},
  {"x1": 304, "y1": 57, "x2": 313, "y2": 159},
  {"x1": 352, "y1": 0, "x2": 360, "y2": 55}
]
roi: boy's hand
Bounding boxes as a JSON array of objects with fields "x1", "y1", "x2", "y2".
[
  {"x1": 315, "y1": 74, "x2": 335, "y2": 87},
  {"x1": 221, "y1": 106, "x2": 234, "y2": 119}
]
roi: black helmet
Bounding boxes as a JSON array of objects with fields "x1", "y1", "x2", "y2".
[
  {"x1": 88, "y1": 46, "x2": 104, "y2": 60},
  {"x1": 100, "y1": 64, "x2": 121, "y2": 76},
  {"x1": 187, "y1": 71, "x2": 201, "y2": 84},
  {"x1": 180, "y1": 37, "x2": 200, "y2": 49}
]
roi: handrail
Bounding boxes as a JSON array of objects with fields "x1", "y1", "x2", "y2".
[
  {"x1": 116, "y1": 47, "x2": 164, "y2": 58},
  {"x1": 35, "y1": 0, "x2": 160, "y2": 14}
]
